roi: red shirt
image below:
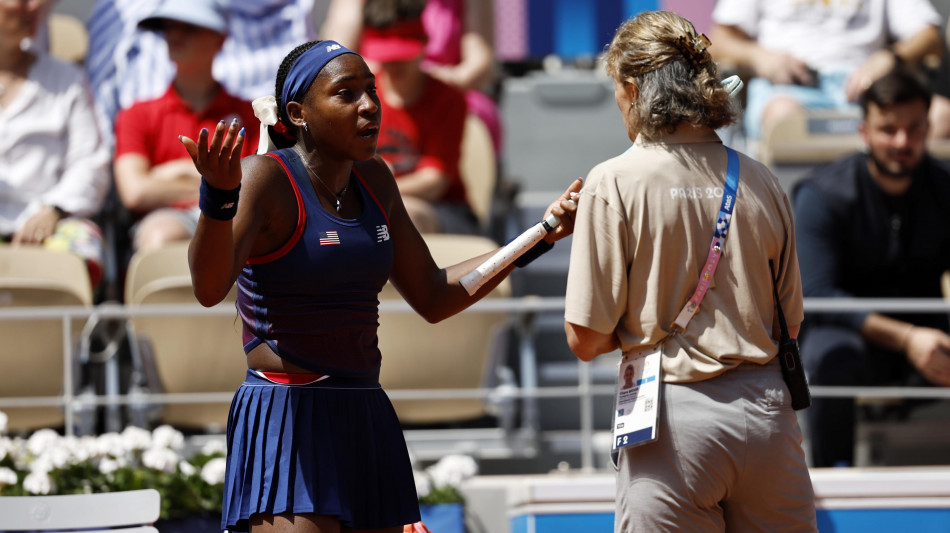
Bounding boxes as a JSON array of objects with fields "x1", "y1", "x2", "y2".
[
  {"x1": 376, "y1": 75, "x2": 468, "y2": 205},
  {"x1": 115, "y1": 84, "x2": 260, "y2": 166}
]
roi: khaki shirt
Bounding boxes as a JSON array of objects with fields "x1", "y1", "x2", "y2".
[{"x1": 565, "y1": 129, "x2": 804, "y2": 382}]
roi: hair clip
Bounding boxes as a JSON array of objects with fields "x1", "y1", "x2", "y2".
[{"x1": 674, "y1": 33, "x2": 712, "y2": 72}]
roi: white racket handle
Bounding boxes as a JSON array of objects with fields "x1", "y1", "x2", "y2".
[
  {"x1": 721, "y1": 74, "x2": 744, "y2": 97},
  {"x1": 460, "y1": 218, "x2": 556, "y2": 295}
]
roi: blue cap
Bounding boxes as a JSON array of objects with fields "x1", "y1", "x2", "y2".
[{"x1": 139, "y1": 0, "x2": 228, "y2": 35}]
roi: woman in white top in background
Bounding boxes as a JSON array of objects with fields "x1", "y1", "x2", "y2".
[{"x1": 0, "y1": 0, "x2": 110, "y2": 292}]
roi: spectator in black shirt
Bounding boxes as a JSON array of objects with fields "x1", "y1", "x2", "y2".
[{"x1": 794, "y1": 69, "x2": 950, "y2": 467}]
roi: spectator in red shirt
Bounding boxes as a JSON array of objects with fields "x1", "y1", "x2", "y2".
[
  {"x1": 361, "y1": 5, "x2": 477, "y2": 235},
  {"x1": 113, "y1": 0, "x2": 259, "y2": 253}
]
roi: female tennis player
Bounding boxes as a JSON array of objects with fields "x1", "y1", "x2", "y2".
[{"x1": 181, "y1": 40, "x2": 580, "y2": 532}]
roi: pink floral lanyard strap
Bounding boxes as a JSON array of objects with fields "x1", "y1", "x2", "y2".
[{"x1": 671, "y1": 146, "x2": 740, "y2": 333}]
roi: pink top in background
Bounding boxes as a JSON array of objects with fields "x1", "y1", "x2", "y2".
[{"x1": 422, "y1": 0, "x2": 464, "y2": 67}]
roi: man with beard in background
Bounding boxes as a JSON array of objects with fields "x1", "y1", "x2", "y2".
[{"x1": 794, "y1": 68, "x2": 950, "y2": 468}]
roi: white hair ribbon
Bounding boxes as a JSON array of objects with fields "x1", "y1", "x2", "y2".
[{"x1": 252, "y1": 95, "x2": 280, "y2": 155}]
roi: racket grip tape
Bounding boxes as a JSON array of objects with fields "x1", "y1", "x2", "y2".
[{"x1": 459, "y1": 222, "x2": 548, "y2": 295}]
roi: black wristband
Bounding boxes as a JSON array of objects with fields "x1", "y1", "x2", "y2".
[
  {"x1": 199, "y1": 179, "x2": 241, "y2": 221},
  {"x1": 513, "y1": 239, "x2": 554, "y2": 268}
]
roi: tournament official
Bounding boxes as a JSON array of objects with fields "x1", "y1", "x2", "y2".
[{"x1": 565, "y1": 11, "x2": 817, "y2": 532}]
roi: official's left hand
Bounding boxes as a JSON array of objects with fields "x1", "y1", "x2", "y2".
[{"x1": 543, "y1": 177, "x2": 583, "y2": 243}]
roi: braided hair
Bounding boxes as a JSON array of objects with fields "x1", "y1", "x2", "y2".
[{"x1": 271, "y1": 41, "x2": 319, "y2": 149}]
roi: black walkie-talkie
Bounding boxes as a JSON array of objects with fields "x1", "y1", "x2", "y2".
[{"x1": 770, "y1": 261, "x2": 811, "y2": 410}]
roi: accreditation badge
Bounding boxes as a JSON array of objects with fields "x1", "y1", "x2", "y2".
[{"x1": 612, "y1": 345, "x2": 662, "y2": 450}]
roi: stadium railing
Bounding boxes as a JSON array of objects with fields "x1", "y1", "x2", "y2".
[{"x1": 1, "y1": 297, "x2": 949, "y2": 470}]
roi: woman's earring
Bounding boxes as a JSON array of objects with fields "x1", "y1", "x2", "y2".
[{"x1": 303, "y1": 122, "x2": 309, "y2": 132}]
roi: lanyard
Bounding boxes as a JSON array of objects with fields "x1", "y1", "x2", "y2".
[{"x1": 672, "y1": 147, "x2": 740, "y2": 332}]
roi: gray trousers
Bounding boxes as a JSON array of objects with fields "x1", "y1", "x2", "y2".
[{"x1": 615, "y1": 358, "x2": 817, "y2": 533}]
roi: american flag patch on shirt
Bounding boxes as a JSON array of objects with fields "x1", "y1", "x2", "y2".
[{"x1": 319, "y1": 230, "x2": 341, "y2": 246}]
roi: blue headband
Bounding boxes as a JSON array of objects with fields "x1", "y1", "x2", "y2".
[{"x1": 280, "y1": 40, "x2": 358, "y2": 119}]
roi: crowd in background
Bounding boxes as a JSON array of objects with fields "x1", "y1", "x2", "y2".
[
  {"x1": 1, "y1": 0, "x2": 500, "y2": 302},
  {"x1": 4, "y1": 0, "x2": 950, "y2": 297}
]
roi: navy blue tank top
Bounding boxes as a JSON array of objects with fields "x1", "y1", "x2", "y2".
[{"x1": 237, "y1": 148, "x2": 394, "y2": 377}]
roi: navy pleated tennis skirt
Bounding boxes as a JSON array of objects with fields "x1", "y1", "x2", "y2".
[{"x1": 221, "y1": 370, "x2": 421, "y2": 531}]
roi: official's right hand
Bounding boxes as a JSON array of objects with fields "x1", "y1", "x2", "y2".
[{"x1": 180, "y1": 119, "x2": 246, "y2": 191}]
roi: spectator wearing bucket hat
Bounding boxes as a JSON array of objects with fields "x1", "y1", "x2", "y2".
[
  {"x1": 84, "y1": 0, "x2": 316, "y2": 145},
  {"x1": 361, "y1": 4, "x2": 477, "y2": 235},
  {"x1": 112, "y1": 0, "x2": 260, "y2": 255}
]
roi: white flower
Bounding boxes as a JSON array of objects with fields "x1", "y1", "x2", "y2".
[
  {"x1": 56, "y1": 436, "x2": 92, "y2": 465},
  {"x1": 0, "y1": 436, "x2": 11, "y2": 462},
  {"x1": 111, "y1": 455, "x2": 129, "y2": 469},
  {"x1": 98, "y1": 457, "x2": 119, "y2": 475},
  {"x1": 0, "y1": 466, "x2": 16, "y2": 485},
  {"x1": 11, "y1": 438, "x2": 30, "y2": 470},
  {"x1": 413, "y1": 470, "x2": 431, "y2": 498},
  {"x1": 0, "y1": 410, "x2": 7, "y2": 435},
  {"x1": 200, "y1": 457, "x2": 227, "y2": 486},
  {"x1": 178, "y1": 460, "x2": 196, "y2": 477},
  {"x1": 200, "y1": 439, "x2": 227, "y2": 456},
  {"x1": 121, "y1": 426, "x2": 153, "y2": 451},
  {"x1": 23, "y1": 471, "x2": 53, "y2": 495},
  {"x1": 30, "y1": 454, "x2": 54, "y2": 475},
  {"x1": 71, "y1": 436, "x2": 98, "y2": 463},
  {"x1": 142, "y1": 447, "x2": 179, "y2": 474},
  {"x1": 178, "y1": 460, "x2": 198, "y2": 477},
  {"x1": 27, "y1": 428, "x2": 60, "y2": 456},
  {"x1": 151, "y1": 425, "x2": 184, "y2": 451},
  {"x1": 94, "y1": 432, "x2": 127, "y2": 458},
  {"x1": 42, "y1": 445, "x2": 72, "y2": 470},
  {"x1": 426, "y1": 454, "x2": 478, "y2": 489}
]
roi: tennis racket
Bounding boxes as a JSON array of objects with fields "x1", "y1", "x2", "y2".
[
  {"x1": 460, "y1": 192, "x2": 580, "y2": 294},
  {"x1": 459, "y1": 75, "x2": 745, "y2": 296}
]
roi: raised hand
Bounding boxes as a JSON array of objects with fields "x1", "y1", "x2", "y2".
[{"x1": 180, "y1": 119, "x2": 246, "y2": 191}]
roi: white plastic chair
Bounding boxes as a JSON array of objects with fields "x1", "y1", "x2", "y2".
[
  {"x1": 0, "y1": 489, "x2": 160, "y2": 532},
  {"x1": 757, "y1": 108, "x2": 864, "y2": 169},
  {"x1": 48, "y1": 13, "x2": 89, "y2": 65},
  {"x1": 124, "y1": 242, "x2": 245, "y2": 431},
  {"x1": 0, "y1": 245, "x2": 93, "y2": 432},
  {"x1": 377, "y1": 234, "x2": 513, "y2": 424},
  {"x1": 459, "y1": 114, "x2": 497, "y2": 230}
]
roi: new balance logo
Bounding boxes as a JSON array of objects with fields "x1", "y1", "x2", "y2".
[
  {"x1": 376, "y1": 225, "x2": 390, "y2": 242},
  {"x1": 327, "y1": 44, "x2": 342, "y2": 52},
  {"x1": 220, "y1": 202, "x2": 235, "y2": 209}
]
